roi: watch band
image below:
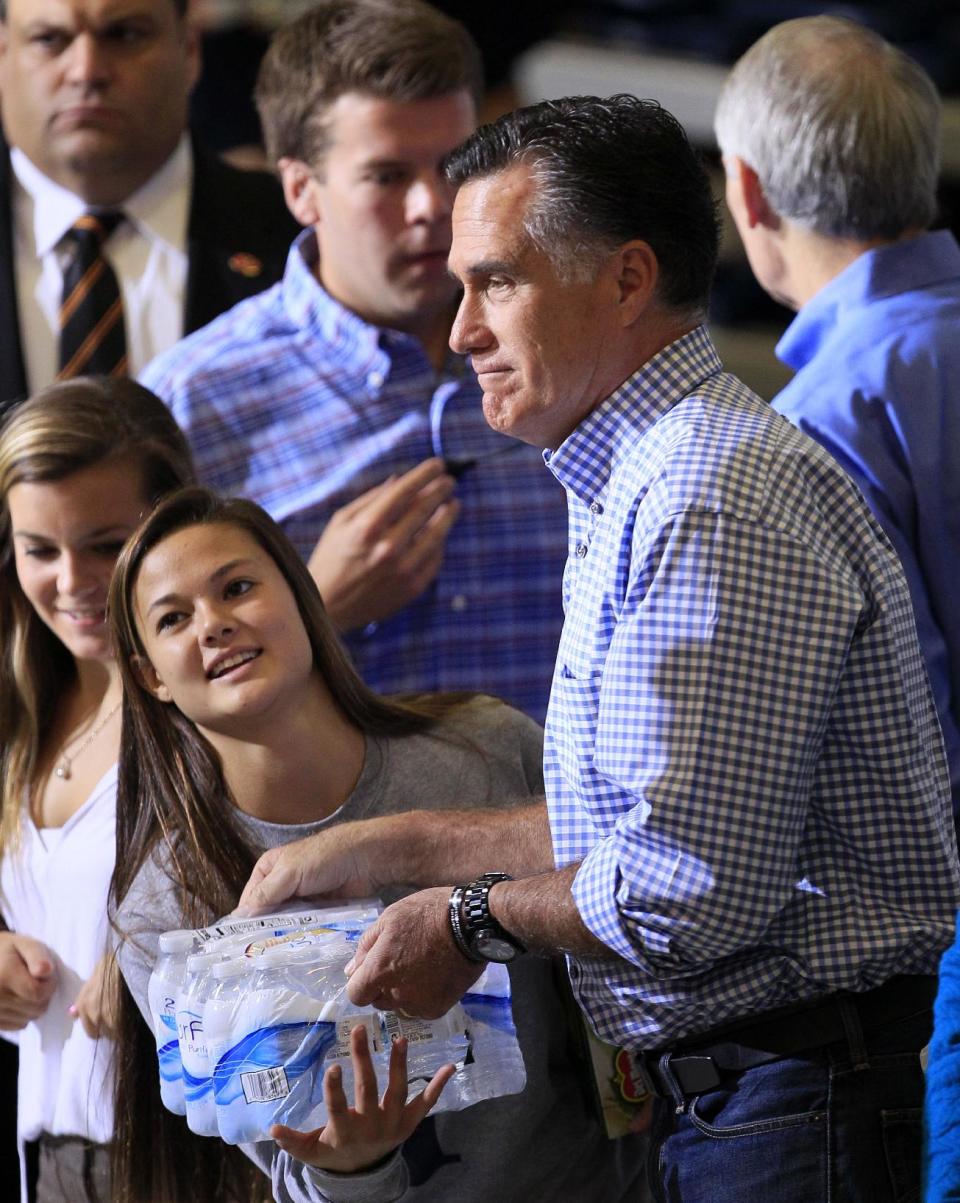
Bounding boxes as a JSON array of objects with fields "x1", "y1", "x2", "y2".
[
  {"x1": 458, "y1": 872, "x2": 526, "y2": 960},
  {"x1": 448, "y1": 884, "x2": 483, "y2": 962}
]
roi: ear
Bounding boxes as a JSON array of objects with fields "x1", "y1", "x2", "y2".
[
  {"x1": 728, "y1": 156, "x2": 780, "y2": 231},
  {"x1": 612, "y1": 240, "x2": 659, "y2": 327},
  {"x1": 131, "y1": 654, "x2": 173, "y2": 704},
  {"x1": 182, "y1": 19, "x2": 202, "y2": 95},
  {"x1": 278, "y1": 158, "x2": 322, "y2": 227}
]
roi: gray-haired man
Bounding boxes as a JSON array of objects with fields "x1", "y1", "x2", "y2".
[{"x1": 715, "y1": 15, "x2": 960, "y2": 829}]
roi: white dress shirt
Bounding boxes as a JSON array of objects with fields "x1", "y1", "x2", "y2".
[{"x1": 10, "y1": 136, "x2": 192, "y2": 390}]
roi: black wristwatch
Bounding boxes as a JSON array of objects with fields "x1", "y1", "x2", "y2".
[{"x1": 449, "y1": 872, "x2": 526, "y2": 964}]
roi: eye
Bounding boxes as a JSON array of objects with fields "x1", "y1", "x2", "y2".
[
  {"x1": 93, "y1": 540, "x2": 127, "y2": 558},
  {"x1": 155, "y1": 610, "x2": 186, "y2": 633},
  {"x1": 106, "y1": 21, "x2": 150, "y2": 47},
  {"x1": 368, "y1": 168, "x2": 407, "y2": 187},
  {"x1": 31, "y1": 30, "x2": 69, "y2": 54},
  {"x1": 224, "y1": 578, "x2": 254, "y2": 599},
  {"x1": 22, "y1": 545, "x2": 57, "y2": 560}
]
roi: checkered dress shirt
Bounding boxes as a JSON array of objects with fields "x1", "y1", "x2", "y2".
[
  {"x1": 543, "y1": 326, "x2": 960, "y2": 1049},
  {"x1": 142, "y1": 231, "x2": 567, "y2": 720}
]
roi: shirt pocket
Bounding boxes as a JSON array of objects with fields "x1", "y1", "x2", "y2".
[{"x1": 551, "y1": 666, "x2": 607, "y2": 815}]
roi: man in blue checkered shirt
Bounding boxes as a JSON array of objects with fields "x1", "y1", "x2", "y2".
[
  {"x1": 141, "y1": 2, "x2": 567, "y2": 722},
  {"x1": 237, "y1": 95, "x2": 960, "y2": 1200}
]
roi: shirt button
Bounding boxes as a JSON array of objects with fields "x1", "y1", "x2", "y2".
[
  {"x1": 576, "y1": 543, "x2": 588, "y2": 558},
  {"x1": 589, "y1": 501, "x2": 603, "y2": 515},
  {"x1": 451, "y1": 594, "x2": 468, "y2": 612},
  {"x1": 368, "y1": 371, "x2": 385, "y2": 389}
]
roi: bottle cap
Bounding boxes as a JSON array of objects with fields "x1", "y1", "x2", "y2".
[
  {"x1": 212, "y1": 956, "x2": 250, "y2": 981},
  {"x1": 186, "y1": 950, "x2": 223, "y2": 974},
  {"x1": 158, "y1": 929, "x2": 198, "y2": 955}
]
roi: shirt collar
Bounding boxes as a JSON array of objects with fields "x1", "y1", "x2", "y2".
[
  {"x1": 118, "y1": 134, "x2": 191, "y2": 252},
  {"x1": 282, "y1": 228, "x2": 437, "y2": 373},
  {"x1": 546, "y1": 325, "x2": 723, "y2": 504},
  {"x1": 776, "y1": 229, "x2": 960, "y2": 372},
  {"x1": 11, "y1": 134, "x2": 192, "y2": 257}
]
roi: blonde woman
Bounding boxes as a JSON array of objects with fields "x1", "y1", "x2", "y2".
[{"x1": 0, "y1": 379, "x2": 195, "y2": 1202}]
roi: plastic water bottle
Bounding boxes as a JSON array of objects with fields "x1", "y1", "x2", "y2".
[
  {"x1": 454, "y1": 963, "x2": 527, "y2": 1106},
  {"x1": 377, "y1": 1005, "x2": 470, "y2": 1090},
  {"x1": 177, "y1": 950, "x2": 223, "y2": 1136},
  {"x1": 147, "y1": 929, "x2": 197, "y2": 1115},
  {"x1": 208, "y1": 941, "x2": 347, "y2": 1144}
]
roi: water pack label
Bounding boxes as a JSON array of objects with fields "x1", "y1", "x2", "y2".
[{"x1": 213, "y1": 1018, "x2": 337, "y2": 1107}]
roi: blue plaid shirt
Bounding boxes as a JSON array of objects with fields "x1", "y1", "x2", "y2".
[
  {"x1": 543, "y1": 326, "x2": 960, "y2": 1050},
  {"x1": 142, "y1": 231, "x2": 567, "y2": 720}
]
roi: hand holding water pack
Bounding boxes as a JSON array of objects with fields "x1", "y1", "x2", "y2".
[{"x1": 150, "y1": 905, "x2": 527, "y2": 1145}]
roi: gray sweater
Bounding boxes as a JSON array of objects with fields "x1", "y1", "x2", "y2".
[{"x1": 116, "y1": 700, "x2": 646, "y2": 1203}]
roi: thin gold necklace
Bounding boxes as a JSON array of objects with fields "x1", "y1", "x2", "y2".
[{"x1": 53, "y1": 700, "x2": 121, "y2": 781}]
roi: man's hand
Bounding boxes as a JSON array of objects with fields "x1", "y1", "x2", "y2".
[
  {"x1": 236, "y1": 818, "x2": 398, "y2": 916},
  {"x1": 309, "y1": 458, "x2": 460, "y2": 632},
  {"x1": 70, "y1": 952, "x2": 118, "y2": 1040},
  {"x1": 344, "y1": 888, "x2": 483, "y2": 1019},
  {"x1": 0, "y1": 932, "x2": 57, "y2": 1030},
  {"x1": 271, "y1": 1023, "x2": 453, "y2": 1173}
]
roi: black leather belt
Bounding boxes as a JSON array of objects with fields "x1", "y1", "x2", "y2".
[{"x1": 636, "y1": 974, "x2": 936, "y2": 1100}]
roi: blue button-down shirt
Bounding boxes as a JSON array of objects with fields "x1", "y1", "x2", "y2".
[
  {"x1": 142, "y1": 231, "x2": 567, "y2": 720},
  {"x1": 774, "y1": 230, "x2": 960, "y2": 822},
  {"x1": 543, "y1": 326, "x2": 959, "y2": 1050}
]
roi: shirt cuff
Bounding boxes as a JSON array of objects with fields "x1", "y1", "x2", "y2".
[
  {"x1": 572, "y1": 837, "x2": 652, "y2": 967},
  {"x1": 305, "y1": 1149, "x2": 408, "y2": 1203}
]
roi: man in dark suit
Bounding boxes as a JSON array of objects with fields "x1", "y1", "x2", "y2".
[{"x1": 0, "y1": 0, "x2": 298, "y2": 411}]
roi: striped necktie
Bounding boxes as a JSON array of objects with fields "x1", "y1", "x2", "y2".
[{"x1": 57, "y1": 211, "x2": 128, "y2": 379}]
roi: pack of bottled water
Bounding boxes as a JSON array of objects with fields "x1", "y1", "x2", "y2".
[{"x1": 147, "y1": 902, "x2": 527, "y2": 1144}]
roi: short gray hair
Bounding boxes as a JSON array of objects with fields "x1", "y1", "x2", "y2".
[{"x1": 714, "y1": 15, "x2": 940, "y2": 240}]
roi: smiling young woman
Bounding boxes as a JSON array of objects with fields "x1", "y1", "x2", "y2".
[
  {"x1": 106, "y1": 487, "x2": 648, "y2": 1203},
  {"x1": 0, "y1": 376, "x2": 194, "y2": 1202}
]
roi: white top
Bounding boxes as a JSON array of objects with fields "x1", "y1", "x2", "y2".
[
  {"x1": 0, "y1": 764, "x2": 118, "y2": 1202},
  {"x1": 10, "y1": 137, "x2": 192, "y2": 389}
]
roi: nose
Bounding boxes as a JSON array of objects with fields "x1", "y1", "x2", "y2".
[
  {"x1": 64, "y1": 32, "x2": 110, "y2": 88},
  {"x1": 57, "y1": 550, "x2": 98, "y2": 598},
  {"x1": 449, "y1": 292, "x2": 492, "y2": 358},
  {"x1": 406, "y1": 173, "x2": 453, "y2": 225},
  {"x1": 197, "y1": 599, "x2": 236, "y2": 646}
]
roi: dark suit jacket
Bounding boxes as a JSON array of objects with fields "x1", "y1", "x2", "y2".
[{"x1": 0, "y1": 138, "x2": 299, "y2": 411}]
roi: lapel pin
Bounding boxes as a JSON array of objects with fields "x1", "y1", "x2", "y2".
[{"x1": 228, "y1": 252, "x2": 263, "y2": 278}]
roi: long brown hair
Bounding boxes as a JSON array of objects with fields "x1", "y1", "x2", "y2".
[
  {"x1": 108, "y1": 486, "x2": 473, "y2": 1203},
  {"x1": 0, "y1": 377, "x2": 195, "y2": 856}
]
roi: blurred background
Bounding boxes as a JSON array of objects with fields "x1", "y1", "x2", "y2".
[{"x1": 189, "y1": 1, "x2": 960, "y2": 399}]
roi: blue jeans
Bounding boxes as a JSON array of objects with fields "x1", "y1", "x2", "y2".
[{"x1": 647, "y1": 1010, "x2": 929, "y2": 1203}]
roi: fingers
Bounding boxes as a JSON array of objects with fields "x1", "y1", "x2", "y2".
[
  {"x1": 235, "y1": 846, "x2": 285, "y2": 915},
  {"x1": 391, "y1": 495, "x2": 460, "y2": 584},
  {"x1": 271, "y1": 1121, "x2": 327, "y2": 1164},
  {"x1": 359, "y1": 459, "x2": 451, "y2": 535},
  {"x1": 236, "y1": 841, "x2": 322, "y2": 915},
  {"x1": 73, "y1": 1001, "x2": 100, "y2": 1040},
  {"x1": 322, "y1": 1061, "x2": 349, "y2": 1121},
  {"x1": 375, "y1": 475, "x2": 457, "y2": 551},
  {"x1": 349, "y1": 1023, "x2": 381, "y2": 1114},
  {"x1": 343, "y1": 927, "x2": 380, "y2": 1007},
  {"x1": 0, "y1": 934, "x2": 57, "y2": 1025},
  {"x1": 416, "y1": 1062, "x2": 456, "y2": 1114},
  {"x1": 381, "y1": 1035, "x2": 410, "y2": 1113},
  {"x1": 17, "y1": 938, "x2": 55, "y2": 983}
]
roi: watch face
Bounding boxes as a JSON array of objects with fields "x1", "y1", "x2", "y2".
[{"x1": 473, "y1": 929, "x2": 519, "y2": 963}]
